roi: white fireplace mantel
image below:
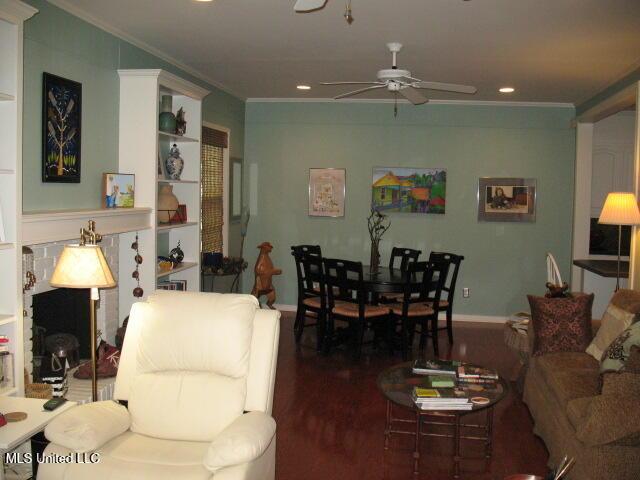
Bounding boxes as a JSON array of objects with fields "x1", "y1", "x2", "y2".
[{"x1": 22, "y1": 208, "x2": 152, "y2": 245}]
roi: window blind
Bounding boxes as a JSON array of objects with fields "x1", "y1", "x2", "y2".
[{"x1": 201, "y1": 126, "x2": 226, "y2": 253}]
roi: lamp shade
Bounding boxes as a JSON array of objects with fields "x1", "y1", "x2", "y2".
[
  {"x1": 598, "y1": 192, "x2": 640, "y2": 226},
  {"x1": 50, "y1": 244, "x2": 116, "y2": 289}
]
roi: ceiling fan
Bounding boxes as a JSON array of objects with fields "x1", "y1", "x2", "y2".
[
  {"x1": 294, "y1": 0, "x2": 329, "y2": 12},
  {"x1": 321, "y1": 43, "x2": 477, "y2": 112}
]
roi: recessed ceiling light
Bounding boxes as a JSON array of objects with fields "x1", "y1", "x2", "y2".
[
  {"x1": 297, "y1": 85, "x2": 312, "y2": 91},
  {"x1": 499, "y1": 87, "x2": 515, "y2": 93}
]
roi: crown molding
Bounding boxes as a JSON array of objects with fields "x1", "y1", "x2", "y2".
[
  {"x1": 0, "y1": 0, "x2": 38, "y2": 23},
  {"x1": 246, "y1": 97, "x2": 575, "y2": 108},
  {"x1": 118, "y1": 69, "x2": 209, "y2": 100},
  {"x1": 46, "y1": 0, "x2": 243, "y2": 101}
]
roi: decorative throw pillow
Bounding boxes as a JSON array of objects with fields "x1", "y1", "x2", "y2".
[
  {"x1": 600, "y1": 322, "x2": 640, "y2": 373},
  {"x1": 586, "y1": 303, "x2": 636, "y2": 361},
  {"x1": 527, "y1": 294, "x2": 594, "y2": 357}
]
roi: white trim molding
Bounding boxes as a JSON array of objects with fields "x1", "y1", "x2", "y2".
[
  {"x1": 0, "y1": 0, "x2": 37, "y2": 23},
  {"x1": 118, "y1": 69, "x2": 209, "y2": 100},
  {"x1": 22, "y1": 208, "x2": 152, "y2": 245},
  {"x1": 247, "y1": 98, "x2": 575, "y2": 108},
  {"x1": 272, "y1": 304, "x2": 508, "y2": 324},
  {"x1": 46, "y1": 0, "x2": 240, "y2": 100}
]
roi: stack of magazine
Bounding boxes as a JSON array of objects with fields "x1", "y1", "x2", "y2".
[
  {"x1": 412, "y1": 387, "x2": 472, "y2": 411},
  {"x1": 412, "y1": 359, "x2": 460, "y2": 376}
]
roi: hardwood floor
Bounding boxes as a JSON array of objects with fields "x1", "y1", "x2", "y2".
[{"x1": 272, "y1": 312, "x2": 549, "y2": 480}]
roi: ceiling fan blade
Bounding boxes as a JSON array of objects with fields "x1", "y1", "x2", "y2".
[
  {"x1": 414, "y1": 81, "x2": 477, "y2": 94},
  {"x1": 399, "y1": 86, "x2": 428, "y2": 105},
  {"x1": 294, "y1": 0, "x2": 328, "y2": 12},
  {"x1": 334, "y1": 85, "x2": 386, "y2": 100},
  {"x1": 321, "y1": 81, "x2": 385, "y2": 86}
]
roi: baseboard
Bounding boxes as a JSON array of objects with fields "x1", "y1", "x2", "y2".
[{"x1": 272, "y1": 304, "x2": 508, "y2": 324}]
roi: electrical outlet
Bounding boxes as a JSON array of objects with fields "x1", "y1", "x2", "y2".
[{"x1": 462, "y1": 287, "x2": 470, "y2": 298}]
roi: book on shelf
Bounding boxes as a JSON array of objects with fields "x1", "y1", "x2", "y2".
[
  {"x1": 412, "y1": 359, "x2": 461, "y2": 376},
  {"x1": 457, "y1": 365, "x2": 499, "y2": 380}
]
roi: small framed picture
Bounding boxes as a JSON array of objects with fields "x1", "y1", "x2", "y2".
[
  {"x1": 477, "y1": 177, "x2": 536, "y2": 222},
  {"x1": 102, "y1": 173, "x2": 135, "y2": 208},
  {"x1": 309, "y1": 168, "x2": 346, "y2": 217}
]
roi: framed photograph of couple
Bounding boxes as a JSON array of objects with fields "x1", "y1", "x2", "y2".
[{"x1": 477, "y1": 177, "x2": 536, "y2": 222}]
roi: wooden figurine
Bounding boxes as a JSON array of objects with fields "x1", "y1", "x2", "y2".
[{"x1": 251, "y1": 242, "x2": 282, "y2": 309}]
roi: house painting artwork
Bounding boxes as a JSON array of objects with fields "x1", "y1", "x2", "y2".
[{"x1": 372, "y1": 167, "x2": 446, "y2": 214}]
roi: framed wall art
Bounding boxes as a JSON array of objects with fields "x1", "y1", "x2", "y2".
[
  {"x1": 372, "y1": 167, "x2": 446, "y2": 214},
  {"x1": 102, "y1": 173, "x2": 135, "y2": 208},
  {"x1": 477, "y1": 177, "x2": 536, "y2": 222},
  {"x1": 42, "y1": 73, "x2": 82, "y2": 183},
  {"x1": 309, "y1": 168, "x2": 346, "y2": 217}
]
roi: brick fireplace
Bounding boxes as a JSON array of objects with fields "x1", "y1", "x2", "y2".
[{"x1": 22, "y1": 235, "x2": 119, "y2": 382}]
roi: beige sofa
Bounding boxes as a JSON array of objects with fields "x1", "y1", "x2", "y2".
[{"x1": 523, "y1": 291, "x2": 640, "y2": 480}]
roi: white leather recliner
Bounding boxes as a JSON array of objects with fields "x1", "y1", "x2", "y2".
[{"x1": 38, "y1": 292, "x2": 280, "y2": 480}]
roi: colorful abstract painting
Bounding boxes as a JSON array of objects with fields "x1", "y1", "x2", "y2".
[
  {"x1": 372, "y1": 167, "x2": 446, "y2": 214},
  {"x1": 42, "y1": 73, "x2": 82, "y2": 183}
]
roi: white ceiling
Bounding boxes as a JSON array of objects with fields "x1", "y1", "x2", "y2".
[{"x1": 50, "y1": 0, "x2": 640, "y2": 104}]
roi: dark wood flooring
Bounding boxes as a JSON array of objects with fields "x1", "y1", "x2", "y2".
[{"x1": 272, "y1": 312, "x2": 549, "y2": 480}]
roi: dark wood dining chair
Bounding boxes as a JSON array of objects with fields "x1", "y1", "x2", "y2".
[
  {"x1": 291, "y1": 244, "x2": 322, "y2": 257},
  {"x1": 428, "y1": 252, "x2": 464, "y2": 344},
  {"x1": 291, "y1": 250, "x2": 327, "y2": 350},
  {"x1": 389, "y1": 247, "x2": 421, "y2": 271},
  {"x1": 380, "y1": 247, "x2": 422, "y2": 303},
  {"x1": 389, "y1": 259, "x2": 449, "y2": 357},
  {"x1": 323, "y1": 258, "x2": 390, "y2": 359}
]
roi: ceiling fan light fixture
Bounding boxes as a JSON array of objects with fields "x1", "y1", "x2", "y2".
[
  {"x1": 499, "y1": 87, "x2": 515, "y2": 93},
  {"x1": 297, "y1": 85, "x2": 312, "y2": 90}
]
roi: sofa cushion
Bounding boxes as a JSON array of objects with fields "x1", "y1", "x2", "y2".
[
  {"x1": 128, "y1": 293, "x2": 257, "y2": 442},
  {"x1": 609, "y1": 288, "x2": 640, "y2": 314},
  {"x1": 535, "y1": 353, "x2": 600, "y2": 408},
  {"x1": 566, "y1": 396, "x2": 593, "y2": 430},
  {"x1": 576, "y1": 394, "x2": 640, "y2": 447},
  {"x1": 528, "y1": 294, "x2": 593, "y2": 356},
  {"x1": 601, "y1": 371, "x2": 640, "y2": 397},
  {"x1": 601, "y1": 321, "x2": 640, "y2": 373},
  {"x1": 586, "y1": 303, "x2": 636, "y2": 361}
]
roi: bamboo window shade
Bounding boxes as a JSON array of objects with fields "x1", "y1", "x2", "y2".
[{"x1": 201, "y1": 126, "x2": 228, "y2": 253}]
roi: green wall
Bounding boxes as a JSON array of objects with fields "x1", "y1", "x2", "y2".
[
  {"x1": 22, "y1": 0, "x2": 245, "y2": 211},
  {"x1": 243, "y1": 101, "x2": 576, "y2": 317}
]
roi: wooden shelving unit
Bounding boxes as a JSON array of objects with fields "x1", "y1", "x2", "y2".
[
  {"x1": 117, "y1": 70, "x2": 208, "y2": 318},
  {"x1": 0, "y1": 0, "x2": 38, "y2": 397}
]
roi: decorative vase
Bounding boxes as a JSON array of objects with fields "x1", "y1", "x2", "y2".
[
  {"x1": 158, "y1": 184, "x2": 179, "y2": 223},
  {"x1": 369, "y1": 240, "x2": 380, "y2": 274},
  {"x1": 159, "y1": 95, "x2": 176, "y2": 133},
  {"x1": 165, "y1": 144, "x2": 184, "y2": 180}
]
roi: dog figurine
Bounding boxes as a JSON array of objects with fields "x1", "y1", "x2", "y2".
[{"x1": 251, "y1": 242, "x2": 282, "y2": 309}]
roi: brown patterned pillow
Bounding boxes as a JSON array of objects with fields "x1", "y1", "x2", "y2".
[{"x1": 527, "y1": 294, "x2": 594, "y2": 356}]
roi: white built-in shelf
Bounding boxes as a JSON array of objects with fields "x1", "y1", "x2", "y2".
[
  {"x1": 157, "y1": 261, "x2": 198, "y2": 279},
  {"x1": 0, "y1": 242, "x2": 14, "y2": 251},
  {"x1": 157, "y1": 221, "x2": 198, "y2": 232},
  {"x1": 0, "y1": 169, "x2": 15, "y2": 174},
  {"x1": 0, "y1": 92, "x2": 14, "y2": 101},
  {"x1": 158, "y1": 131, "x2": 199, "y2": 143},
  {"x1": 0, "y1": 315, "x2": 15, "y2": 327},
  {"x1": 0, "y1": 387, "x2": 17, "y2": 397},
  {"x1": 157, "y1": 178, "x2": 198, "y2": 184}
]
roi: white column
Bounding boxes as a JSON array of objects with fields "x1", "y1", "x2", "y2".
[
  {"x1": 572, "y1": 122, "x2": 594, "y2": 289},
  {"x1": 630, "y1": 82, "x2": 640, "y2": 289}
]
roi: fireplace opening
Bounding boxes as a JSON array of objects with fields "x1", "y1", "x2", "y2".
[{"x1": 31, "y1": 288, "x2": 90, "y2": 382}]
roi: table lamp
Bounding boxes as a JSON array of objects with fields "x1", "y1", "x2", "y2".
[
  {"x1": 50, "y1": 221, "x2": 116, "y2": 401},
  {"x1": 598, "y1": 192, "x2": 640, "y2": 291}
]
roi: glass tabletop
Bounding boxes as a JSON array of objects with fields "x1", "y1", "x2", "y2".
[{"x1": 376, "y1": 361, "x2": 508, "y2": 412}]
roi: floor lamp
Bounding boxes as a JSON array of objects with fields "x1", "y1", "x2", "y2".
[
  {"x1": 50, "y1": 221, "x2": 116, "y2": 401},
  {"x1": 598, "y1": 192, "x2": 640, "y2": 291}
]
